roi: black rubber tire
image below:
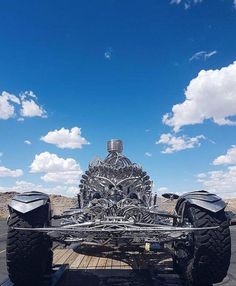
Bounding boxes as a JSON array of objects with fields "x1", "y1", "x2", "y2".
[
  {"x1": 6, "y1": 205, "x2": 52, "y2": 286},
  {"x1": 175, "y1": 205, "x2": 231, "y2": 286}
]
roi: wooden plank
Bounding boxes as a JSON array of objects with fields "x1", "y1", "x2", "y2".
[
  {"x1": 96, "y1": 257, "x2": 107, "y2": 269},
  {"x1": 87, "y1": 256, "x2": 100, "y2": 269},
  {"x1": 53, "y1": 249, "x2": 132, "y2": 270},
  {"x1": 64, "y1": 251, "x2": 78, "y2": 265},
  {"x1": 78, "y1": 255, "x2": 92, "y2": 269},
  {"x1": 120, "y1": 260, "x2": 132, "y2": 269},
  {"x1": 70, "y1": 254, "x2": 85, "y2": 269},
  {"x1": 53, "y1": 249, "x2": 69, "y2": 264},
  {"x1": 105, "y1": 258, "x2": 112, "y2": 269},
  {"x1": 53, "y1": 249, "x2": 63, "y2": 260},
  {"x1": 111, "y1": 258, "x2": 121, "y2": 269},
  {"x1": 56, "y1": 249, "x2": 73, "y2": 265}
]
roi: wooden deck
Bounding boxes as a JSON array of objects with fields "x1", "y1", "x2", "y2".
[
  {"x1": 53, "y1": 249, "x2": 132, "y2": 270},
  {"x1": 53, "y1": 248, "x2": 184, "y2": 286},
  {"x1": 0, "y1": 249, "x2": 183, "y2": 286}
]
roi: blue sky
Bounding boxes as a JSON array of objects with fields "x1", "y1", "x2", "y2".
[{"x1": 1, "y1": 0, "x2": 236, "y2": 197}]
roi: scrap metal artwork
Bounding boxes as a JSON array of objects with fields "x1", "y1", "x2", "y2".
[{"x1": 14, "y1": 139, "x2": 219, "y2": 251}]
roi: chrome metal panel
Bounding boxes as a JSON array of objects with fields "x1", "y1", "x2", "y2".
[
  {"x1": 176, "y1": 190, "x2": 226, "y2": 213},
  {"x1": 9, "y1": 199, "x2": 45, "y2": 214},
  {"x1": 8, "y1": 191, "x2": 49, "y2": 214},
  {"x1": 188, "y1": 198, "x2": 226, "y2": 212}
]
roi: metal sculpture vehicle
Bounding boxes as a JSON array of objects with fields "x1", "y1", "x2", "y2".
[{"x1": 6, "y1": 140, "x2": 231, "y2": 286}]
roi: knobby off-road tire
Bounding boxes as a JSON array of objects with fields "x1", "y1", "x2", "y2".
[
  {"x1": 175, "y1": 205, "x2": 231, "y2": 286},
  {"x1": 6, "y1": 205, "x2": 52, "y2": 286}
]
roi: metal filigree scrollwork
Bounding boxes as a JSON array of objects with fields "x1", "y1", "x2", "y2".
[{"x1": 77, "y1": 140, "x2": 153, "y2": 224}]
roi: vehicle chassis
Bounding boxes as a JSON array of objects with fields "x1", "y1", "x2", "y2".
[{"x1": 10, "y1": 140, "x2": 224, "y2": 257}]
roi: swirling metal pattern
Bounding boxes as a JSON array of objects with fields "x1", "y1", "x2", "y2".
[{"x1": 78, "y1": 142, "x2": 153, "y2": 224}]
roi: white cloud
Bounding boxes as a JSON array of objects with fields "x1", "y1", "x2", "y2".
[
  {"x1": 156, "y1": 133, "x2": 205, "y2": 154},
  {"x1": 171, "y1": 0, "x2": 236, "y2": 10},
  {"x1": 30, "y1": 152, "x2": 83, "y2": 185},
  {"x1": 145, "y1": 152, "x2": 152, "y2": 157},
  {"x1": 0, "y1": 91, "x2": 20, "y2": 119},
  {"x1": 196, "y1": 173, "x2": 207, "y2": 179},
  {"x1": 20, "y1": 91, "x2": 46, "y2": 118},
  {"x1": 24, "y1": 140, "x2": 32, "y2": 145},
  {"x1": 189, "y1": 50, "x2": 217, "y2": 61},
  {"x1": 213, "y1": 145, "x2": 236, "y2": 165},
  {"x1": 20, "y1": 90, "x2": 37, "y2": 100},
  {"x1": 0, "y1": 166, "x2": 23, "y2": 177},
  {"x1": 171, "y1": 0, "x2": 181, "y2": 4},
  {"x1": 41, "y1": 127, "x2": 89, "y2": 149},
  {"x1": 0, "y1": 181, "x2": 78, "y2": 197},
  {"x1": 197, "y1": 166, "x2": 236, "y2": 198},
  {"x1": 20, "y1": 100, "x2": 46, "y2": 117},
  {"x1": 0, "y1": 90, "x2": 46, "y2": 120},
  {"x1": 104, "y1": 47, "x2": 113, "y2": 60},
  {"x1": 157, "y1": 187, "x2": 169, "y2": 194},
  {"x1": 163, "y1": 61, "x2": 236, "y2": 132},
  {"x1": 170, "y1": 0, "x2": 203, "y2": 9}
]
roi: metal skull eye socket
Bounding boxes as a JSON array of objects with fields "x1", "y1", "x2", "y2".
[
  {"x1": 129, "y1": 193, "x2": 138, "y2": 200},
  {"x1": 93, "y1": 192, "x2": 101, "y2": 199}
]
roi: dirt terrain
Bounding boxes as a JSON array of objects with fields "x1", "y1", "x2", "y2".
[{"x1": 0, "y1": 192, "x2": 235, "y2": 219}]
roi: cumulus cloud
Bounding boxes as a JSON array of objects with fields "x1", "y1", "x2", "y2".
[
  {"x1": 30, "y1": 152, "x2": 82, "y2": 185},
  {"x1": 213, "y1": 145, "x2": 236, "y2": 165},
  {"x1": 24, "y1": 140, "x2": 32, "y2": 145},
  {"x1": 145, "y1": 152, "x2": 152, "y2": 157},
  {"x1": 0, "y1": 90, "x2": 46, "y2": 120},
  {"x1": 20, "y1": 91, "x2": 46, "y2": 117},
  {"x1": 0, "y1": 166, "x2": 23, "y2": 177},
  {"x1": 197, "y1": 166, "x2": 236, "y2": 198},
  {"x1": 41, "y1": 127, "x2": 89, "y2": 149},
  {"x1": 189, "y1": 50, "x2": 217, "y2": 61},
  {"x1": 0, "y1": 181, "x2": 78, "y2": 197},
  {"x1": 163, "y1": 61, "x2": 236, "y2": 132},
  {"x1": 156, "y1": 133, "x2": 205, "y2": 154},
  {"x1": 20, "y1": 99, "x2": 46, "y2": 118},
  {"x1": 0, "y1": 91, "x2": 20, "y2": 119}
]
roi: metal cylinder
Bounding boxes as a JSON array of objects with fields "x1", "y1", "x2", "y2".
[{"x1": 107, "y1": 139, "x2": 123, "y2": 153}]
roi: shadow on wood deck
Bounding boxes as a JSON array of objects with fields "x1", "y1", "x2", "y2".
[{"x1": 54, "y1": 249, "x2": 183, "y2": 286}]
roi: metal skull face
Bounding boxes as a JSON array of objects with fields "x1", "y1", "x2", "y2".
[{"x1": 78, "y1": 140, "x2": 152, "y2": 209}]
